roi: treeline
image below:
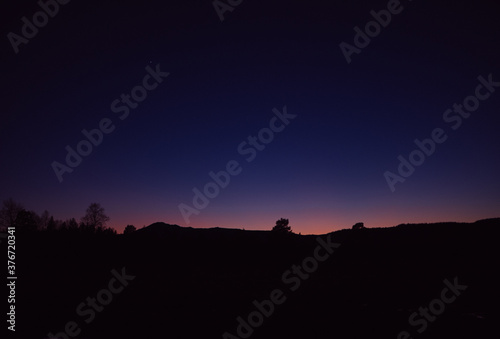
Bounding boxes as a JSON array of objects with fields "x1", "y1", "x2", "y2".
[{"x1": 0, "y1": 198, "x2": 118, "y2": 235}]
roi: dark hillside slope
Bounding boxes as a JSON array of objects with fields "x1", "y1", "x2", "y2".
[{"x1": 16, "y1": 218, "x2": 499, "y2": 339}]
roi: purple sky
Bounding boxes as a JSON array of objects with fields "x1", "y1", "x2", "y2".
[{"x1": 1, "y1": 0, "x2": 499, "y2": 234}]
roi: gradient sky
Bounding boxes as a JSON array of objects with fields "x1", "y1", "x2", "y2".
[{"x1": 1, "y1": 0, "x2": 499, "y2": 234}]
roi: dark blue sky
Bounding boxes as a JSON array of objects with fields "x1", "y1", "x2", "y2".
[{"x1": 1, "y1": 0, "x2": 499, "y2": 234}]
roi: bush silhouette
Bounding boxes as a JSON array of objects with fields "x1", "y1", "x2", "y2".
[{"x1": 352, "y1": 222, "x2": 365, "y2": 230}]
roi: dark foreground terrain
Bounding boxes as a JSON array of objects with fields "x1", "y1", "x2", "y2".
[{"x1": 9, "y1": 218, "x2": 500, "y2": 338}]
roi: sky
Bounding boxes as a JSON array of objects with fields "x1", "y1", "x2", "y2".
[{"x1": 1, "y1": 0, "x2": 499, "y2": 234}]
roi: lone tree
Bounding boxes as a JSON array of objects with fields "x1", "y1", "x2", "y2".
[
  {"x1": 81, "y1": 203, "x2": 110, "y2": 231},
  {"x1": 123, "y1": 225, "x2": 137, "y2": 235},
  {"x1": 272, "y1": 218, "x2": 292, "y2": 233}
]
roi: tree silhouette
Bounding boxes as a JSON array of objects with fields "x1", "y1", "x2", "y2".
[
  {"x1": 124, "y1": 225, "x2": 136, "y2": 235},
  {"x1": 272, "y1": 218, "x2": 292, "y2": 233},
  {"x1": 0, "y1": 198, "x2": 24, "y2": 230},
  {"x1": 38, "y1": 210, "x2": 50, "y2": 231},
  {"x1": 47, "y1": 216, "x2": 57, "y2": 232},
  {"x1": 15, "y1": 209, "x2": 38, "y2": 232},
  {"x1": 81, "y1": 203, "x2": 110, "y2": 231}
]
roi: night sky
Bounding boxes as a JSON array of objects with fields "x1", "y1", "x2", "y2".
[{"x1": 1, "y1": 0, "x2": 499, "y2": 234}]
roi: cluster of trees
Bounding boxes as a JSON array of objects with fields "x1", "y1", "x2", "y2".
[
  {"x1": 0, "y1": 199, "x2": 119, "y2": 235},
  {"x1": 1, "y1": 199, "x2": 297, "y2": 236}
]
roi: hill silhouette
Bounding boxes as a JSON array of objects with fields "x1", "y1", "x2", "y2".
[{"x1": 14, "y1": 218, "x2": 499, "y2": 338}]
